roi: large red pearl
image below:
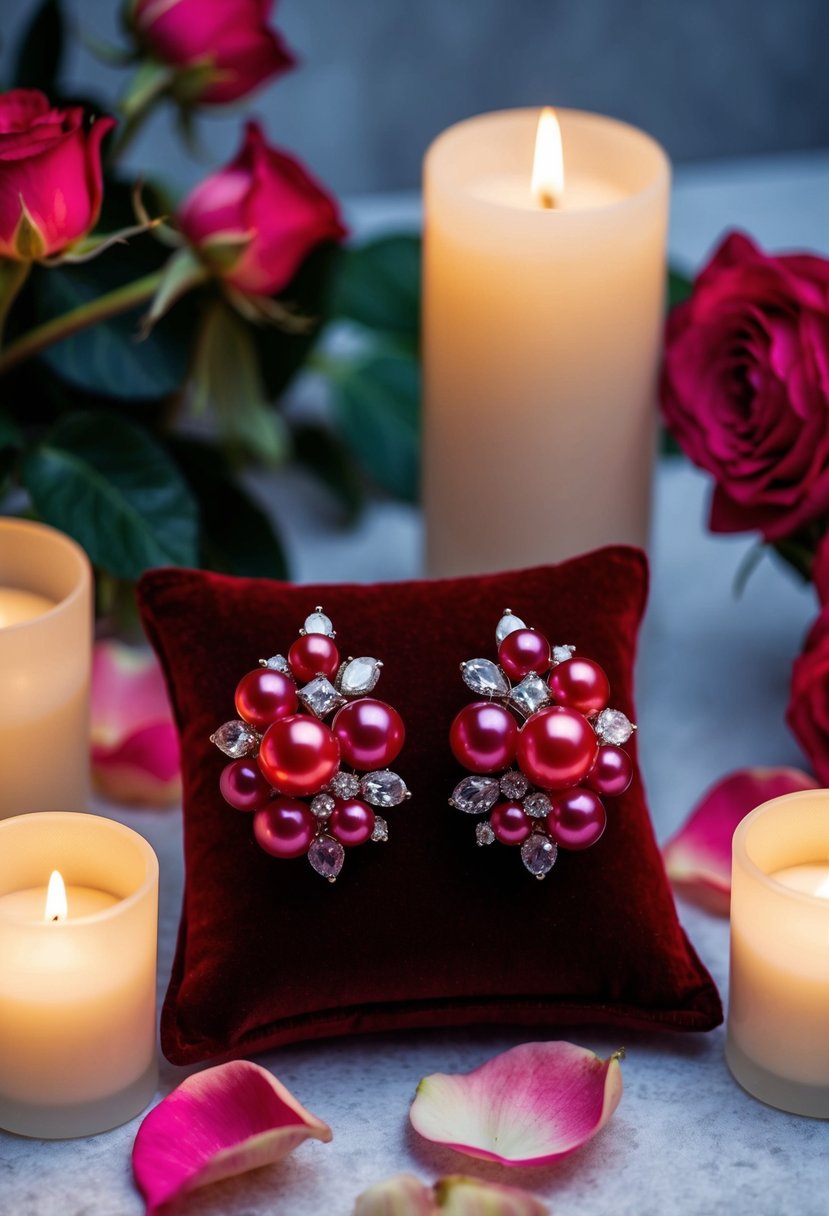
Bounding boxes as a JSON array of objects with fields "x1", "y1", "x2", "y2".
[
  {"x1": 547, "y1": 788, "x2": 607, "y2": 850},
  {"x1": 497, "y1": 629, "x2": 551, "y2": 679},
  {"x1": 549, "y1": 657, "x2": 610, "y2": 714},
  {"x1": 288, "y1": 634, "x2": 340, "y2": 683},
  {"x1": 329, "y1": 798, "x2": 375, "y2": 846},
  {"x1": 332, "y1": 698, "x2": 404, "y2": 771},
  {"x1": 235, "y1": 669, "x2": 297, "y2": 730},
  {"x1": 585, "y1": 744, "x2": 633, "y2": 797},
  {"x1": 254, "y1": 798, "x2": 315, "y2": 858},
  {"x1": 490, "y1": 800, "x2": 532, "y2": 845},
  {"x1": 450, "y1": 702, "x2": 518, "y2": 774},
  {"x1": 258, "y1": 715, "x2": 340, "y2": 797},
  {"x1": 516, "y1": 705, "x2": 598, "y2": 790},
  {"x1": 220, "y1": 758, "x2": 272, "y2": 811}
]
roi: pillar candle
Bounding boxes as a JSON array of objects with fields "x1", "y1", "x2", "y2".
[{"x1": 423, "y1": 108, "x2": 670, "y2": 576}]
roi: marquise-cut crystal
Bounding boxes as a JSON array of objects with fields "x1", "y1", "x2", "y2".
[
  {"x1": 326, "y1": 771, "x2": 360, "y2": 798},
  {"x1": 496, "y1": 611, "x2": 526, "y2": 644},
  {"x1": 508, "y1": 673, "x2": 550, "y2": 717},
  {"x1": 500, "y1": 770, "x2": 529, "y2": 799},
  {"x1": 311, "y1": 793, "x2": 335, "y2": 820},
  {"x1": 521, "y1": 833, "x2": 558, "y2": 878},
  {"x1": 594, "y1": 708, "x2": 634, "y2": 745},
  {"x1": 450, "y1": 775, "x2": 500, "y2": 815},
  {"x1": 304, "y1": 610, "x2": 334, "y2": 637},
  {"x1": 461, "y1": 658, "x2": 510, "y2": 697},
  {"x1": 210, "y1": 719, "x2": 259, "y2": 758},
  {"x1": 371, "y1": 816, "x2": 389, "y2": 842},
  {"x1": 298, "y1": 675, "x2": 346, "y2": 718},
  {"x1": 476, "y1": 821, "x2": 496, "y2": 846},
  {"x1": 340, "y1": 656, "x2": 381, "y2": 695},
  {"x1": 552, "y1": 644, "x2": 576, "y2": 665},
  {"x1": 308, "y1": 835, "x2": 344, "y2": 881},
  {"x1": 361, "y1": 770, "x2": 409, "y2": 807},
  {"x1": 262, "y1": 654, "x2": 291, "y2": 674},
  {"x1": 524, "y1": 791, "x2": 552, "y2": 819}
]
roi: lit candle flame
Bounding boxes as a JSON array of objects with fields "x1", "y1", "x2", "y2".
[
  {"x1": 45, "y1": 870, "x2": 67, "y2": 923},
  {"x1": 531, "y1": 106, "x2": 564, "y2": 210}
]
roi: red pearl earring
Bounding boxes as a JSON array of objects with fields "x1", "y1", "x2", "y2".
[
  {"x1": 449, "y1": 610, "x2": 636, "y2": 879},
  {"x1": 211, "y1": 608, "x2": 411, "y2": 881}
]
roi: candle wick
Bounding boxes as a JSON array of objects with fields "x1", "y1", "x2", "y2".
[
  {"x1": 50, "y1": 914, "x2": 59, "y2": 922},
  {"x1": 539, "y1": 189, "x2": 557, "y2": 210}
]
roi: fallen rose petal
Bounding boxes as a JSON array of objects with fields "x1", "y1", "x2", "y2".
[
  {"x1": 662, "y1": 767, "x2": 818, "y2": 915},
  {"x1": 132, "y1": 1060, "x2": 332, "y2": 1215},
  {"x1": 437, "y1": 1175, "x2": 549, "y2": 1215},
  {"x1": 354, "y1": 1172, "x2": 437, "y2": 1215},
  {"x1": 409, "y1": 1042, "x2": 623, "y2": 1167}
]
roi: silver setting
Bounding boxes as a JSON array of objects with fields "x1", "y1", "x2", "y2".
[
  {"x1": 371, "y1": 816, "x2": 389, "y2": 843},
  {"x1": 301, "y1": 606, "x2": 335, "y2": 637}
]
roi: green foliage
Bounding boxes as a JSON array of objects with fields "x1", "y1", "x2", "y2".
[
  {"x1": 331, "y1": 234, "x2": 420, "y2": 346},
  {"x1": 668, "y1": 267, "x2": 694, "y2": 311},
  {"x1": 11, "y1": 0, "x2": 64, "y2": 92},
  {"x1": 330, "y1": 353, "x2": 420, "y2": 502},
  {"x1": 292, "y1": 423, "x2": 365, "y2": 522}
]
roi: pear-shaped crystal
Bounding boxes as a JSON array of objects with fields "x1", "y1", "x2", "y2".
[
  {"x1": 308, "y1": 835, "x2": 344, "y2": 880},
  {"x1": 450, "y1": 775, "x2": 500, "y2": 815},
  {"x1": 304, "y1": 609, "x2": 334, "y2": 636},
  {"x1": 521, "y1": 833, "x2": 558, "y2": 878},
  {"x1": 361, "y1": 770, "x2": 409, "y2": 807},
  {"x1": 371, "y1": 816, "x2": 389, "y2": 842},
  {"x1": 594, "y1": 708, "x2": 634, "y2": 745},
  {"x1": 340, "y1": 656, "x2": 381, "y2": 695},
  {"x1": 461, "y1": 658, "x2": 510, "y2": 697},
  {"x1": 496, "y1": 611, "x2": 525, "y2": 644},
  {"x1": 210, "y1": 719, "x2": 259, "y2": 758}
]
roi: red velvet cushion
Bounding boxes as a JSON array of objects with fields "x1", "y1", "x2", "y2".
[{"x1": 138, "y1": 547, "x2": 721, "y2": 1065}]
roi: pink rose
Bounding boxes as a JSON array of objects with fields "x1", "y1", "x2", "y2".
[
  {"x1": 787, "y1": 611, "x2": 829, "y2": 784},
  {"x1": 661, "y1": 232, "x2": 829, "y2": 543},
  {"x1": 134, "y1": 0, "x2": 295, "y2": 105},
  {"x1": 0, "y1": 90, "x2": 114, "y2": 260},
  {"x1": 178, "y1": 121, "x2": 346, "y2": 296}
]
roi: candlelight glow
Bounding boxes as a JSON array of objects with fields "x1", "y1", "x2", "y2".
[
  {"x1": 816, "y1": 872, "x2": 829, "y2": 899},
  {"x1": 531, "y1": 107, "x2": 564, "y2": 209},
  {"x1": 45, "y1": 870, "x2": 67, "y2": 922}
]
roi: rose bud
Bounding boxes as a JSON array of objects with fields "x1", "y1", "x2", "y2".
[{"x1": 787, "y1": 612, "x2": 829, "y2": 786}]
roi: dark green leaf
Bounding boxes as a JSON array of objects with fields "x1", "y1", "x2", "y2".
[
  {"x1": 667, "y1": 267, "x2": 694, "y2": 311},
  {"x1": 659, "y1": 425, "x2": 682, "y2": 458},
  {"x1": 292, "y1": 422, "x2": 365, "y2": 522},
  {"x1": 0, "y1": 412, "x2": 23, "y2": 452},
  {"x1": 12, "y1": 0, "x2": 64, "y2": 92},
  {"x1": 22, "y1": 411, "x2": 199, "y2": 580},
  {"x1": 331, "y1": 353, "x2": 420, "y2": 502},
  {"x1": 330, "y1": 235, "x2": 420, "y2": 341}
]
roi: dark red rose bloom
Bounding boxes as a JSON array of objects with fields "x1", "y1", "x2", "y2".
[{"x1": 787, "y1": 610, "x2": 829, "y2": 784}]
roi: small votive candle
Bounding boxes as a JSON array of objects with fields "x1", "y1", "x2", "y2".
[
  {"x1": 727, "y1": 789, "x2": 829, "y2": 1118},
  {"x1": 0, "y1": 812, "x2": 159, "y2": 1138}
]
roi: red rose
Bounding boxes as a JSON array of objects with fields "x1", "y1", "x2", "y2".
[
  {"x1": 177, "y1": 122, "x2": 346, "y2": 297},
  {"x1": 787, "y1": 611, "x2": 829, "y2": 783},
  {"x1": 661, "y1": 232, "x2": 829, "y2": 543},
  {"x1": 814, "y1": 532, "x2": 829, "y2": 604},
  {"x1": 134, "y1": 0, "x2": 294, "y2": 105},
  {"x1": 0, "y1": 90, "x2": 114, "y2": 260}
]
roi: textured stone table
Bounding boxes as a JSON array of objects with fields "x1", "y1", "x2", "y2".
[{"x1": 2, "y1": 153, "x2": 828, "y2": 1214}]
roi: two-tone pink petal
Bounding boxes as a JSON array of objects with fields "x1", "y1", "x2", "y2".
[{"x1": 354, "y1": 1173, "x2": 549, "y2": 1215}]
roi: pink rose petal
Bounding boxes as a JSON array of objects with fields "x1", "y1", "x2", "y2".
[
  {"x1": 132, "y1": 1060, "x2": 332, "y2": 1215},
  {"x1": 409, "y1": 1042, "x2": 623, "y2": 1168},
  {"x1": 353, "y1": 1174, "x2": 549, "y2": 1215},
  {"x1": 662, "y1": 767, "x2": 818, "y2": 915},
  {"x1": 354, "y1": 1173, "x2": 437, "y2": 1214}
]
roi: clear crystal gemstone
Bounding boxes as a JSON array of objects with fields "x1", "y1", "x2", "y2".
[
  {"x1": 298, "y1": 675, "x2": 346, "y2": 718},
  {"x1": 476, "y1": 821, "x2": 496, "y2": 846},
  {"x1": 450, "y1": 775, "x2": 500, "y2": 815},
  {"x1": 262, "y1": 654, "x2": 291, "y2": 674},
  {"x1": 496, "y1": 611, "x2": 526, "y2": 644},
  {"x1": 304, "y1": 610, "x2": 334, "y2": 637},
  {"x1": 210, "y1": 719, "x2": 259, "y2": 758},
  {"x1": 500, "y1": 770, "x2": 529, "y2": 799},
  {"x1": 594, "y1": 708, "x2": 634, "y2": 745},
  {"x1": 340, "y1": 656, "x2": 381, "y2": 695},
  {"x1": 311, "y1": 793, "x2": 335, "y2": 820},
  {"x1": 508, "y1": 673, "x2": 551, "y2": 717},
  {"x1": 326, "y1": 771, "x2": 360, "y2": 798},
  {"x1": 308, "y1": 835, "x2": 344, "y2": 881},
  {"x1": 521, "y1": 833, "x2": 558, "y2": 878},
  {"x1": 524, "y1": 791, "x2": 552, "y2": 819},
  {"x1": 461, "y1": 658, "x2": 510, "y2": 697},
  {"x1": 371, "y1": 816, "x2": 389, "y2": 842},
  {"x1": 361, "y1": 770, "x2": 409, "y2": 807},
  {"x1": 552, "y1": 644, "x2": 576, "y2": 665}
]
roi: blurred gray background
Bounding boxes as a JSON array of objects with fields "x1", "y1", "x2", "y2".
[{"x1": 2, "y1": 0, "x2": 828, "y2": 200}]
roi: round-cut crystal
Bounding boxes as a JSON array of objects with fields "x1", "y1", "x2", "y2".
[
  {"x1": 371, "y1": 816, "x2": 389, "y2": 842},
  {"x1": 326, "y1": 771, "x2": 360, "y2": 799},
  {"x1": 450, "y1": 775, "x2": 500, "y2": 815},
  {"x1": 311, "y1": 793, "x2": 335, "y2": 819},
  {"x1": 361, "y1": 770, "x2": 409, "y2": 807},
  {"x1": 308, "y1": 835, "x2": 345, "y2": 881},
  {"x1": 461, "y1": 658, "x2": 510, "y2": 698},
  {"x1": 552, "y1": 644, "x2": 576, "y2": 665},
  {"x1": 262, "y1": 654, "x2": 291, "y2": 674},
  {"x1": 524, "y1": 791, "x2": 552, "y2": 819},
  {"x1": 304, "y1": 609, "x2": 334, "y2": 636},
  {"x1": 500, "y1": 770, "x2": 529, "y2": 799},
  {"x1": 521, "y1": 833, "x2": 558, "y2": 878},
  {"x1": 210, "y1": 719, "x2": 259, "y2": 758},
  {"x1": 340, "y1": 656, "x2": 381, "y2": 695},
  {"x1": 594, "y1": 708, "x2": 634, "y2": 745},
  {"x1": 476, "y1": 821, "x2": 496, "y2": 846},
  {"x1": 496, "y1": 611, "x2": 526, "y2": 644}
]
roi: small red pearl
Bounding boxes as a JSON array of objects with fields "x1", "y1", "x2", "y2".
[
  {"x1": 288, "y1": 634, "x2": 340, "y2": 682},
  {"x1": 549, "y1": 657, "x2": 610, "y2": 714},
  {"x1": 547, "y1": 788, "x2": 607, "y2": 850},
  {"x1": 498, "y1": 629, "x2": 552, "y2": 679},
  {"x1": 235, "y1": 669, "x2": 297, "y2": 729},
  {"x1": 516, "y1": 705, "x2": 598, "y2": 790},
  {"x1": 220, "y1": 758, "x2": 272, "y2": 811},
  {"x1": 490, "y1": 800, "x2": 532, "y2": 845},
  {"x1": 329, "y1": 798, "x2": 375, "y2": 846},
  {"x1": 258, "y1": 714, "x2": 340, "y2": 797},
  {"x1": 450, "y1": 702, "x2": 518, "y2": 773},
  {"x1": 332, "y1": 698, "x2": 405, "y2": 771},
  {"x1": 254, "y1": 798, "x2": 315, "y2": 858},
  {"x1": 585, "y1": 745, "x2": 633, "y2": 797}
]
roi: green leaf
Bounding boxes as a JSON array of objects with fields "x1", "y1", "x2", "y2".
[
  {"x1": 331, "y1": 235, "x2": 421, "y2": 342},
  {"x1": 330, "y1": 353, "x2": 420, "y2": 501},
  {"x1": 12, "y1": 0, "x2": 65, "y2": 92},
  {"x1": 0, "y1": 412, "x2": 23, "y2": 452},
  {"x1": 668, "y1": 267, "x2": 694, "y2": 311},
  {"x1": 21, "y1": 411, "x2": 200, "y2": 580},
  {"x1": 292, "y1": 422, "x2": 365, "y2": 522}
]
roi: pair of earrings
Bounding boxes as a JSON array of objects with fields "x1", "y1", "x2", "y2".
[{"x1": 211, "y1": 608, "x2": 635, "y2": 883}]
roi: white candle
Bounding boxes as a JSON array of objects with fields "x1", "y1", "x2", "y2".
[
  {"x1": 0, "y1": 812, "x2": 158, "y2": 1139},
  {"x1": 0, "y1": 587, "x2": 55, "y2": 628},
  {"x1": 422, "y1": 107, "x2": 670, "y2": 576},
  {"x1": 727, "y1": 790, "x2": 829, "y2": 1118}
]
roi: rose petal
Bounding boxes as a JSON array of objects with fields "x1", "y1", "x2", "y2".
[
  {"x1": 354, "y1": 1173, "x2": 437, "y2": 1215},
  {"x1": 409, "y1": 1042, "x2": 623, "y2": 1168},
  {"x1": 436, "y1": 1176, "x2": 549, "y2": 1215},
  {"x1": 662, "y1": 767, "x2": 818, "y2": 915},
  {"x1": 132, "y1": 1060, "x2": 332, "y2": 1215}
]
